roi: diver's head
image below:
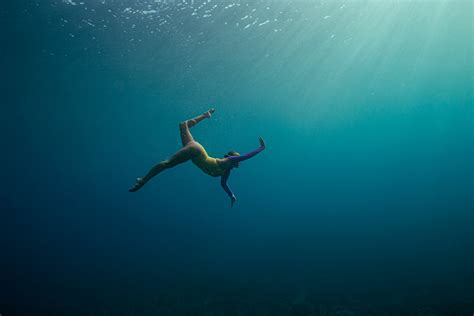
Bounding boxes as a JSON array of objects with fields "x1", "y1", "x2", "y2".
[{"x1": 224, "y1": 151, "x2": 241, "y2": 168}]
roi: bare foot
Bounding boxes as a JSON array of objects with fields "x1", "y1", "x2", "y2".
[
  {"x1": 129, "y1": 178, "x2": 144, "y2": 192},
  {"x1": 203, "y1": 108, "x2": 215, "y2": 119}
]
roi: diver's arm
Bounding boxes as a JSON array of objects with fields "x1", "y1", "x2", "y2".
[
  {"x1": 221, "y1": 172, "x2": 237, "y2": 207},
  {"x1": 229, "y1": 136, "x2": 266, "y2": 163}
]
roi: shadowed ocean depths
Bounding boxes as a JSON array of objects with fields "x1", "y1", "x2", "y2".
[{"x1": 1, "y1": 0, "x2": 473, "y2": 315}]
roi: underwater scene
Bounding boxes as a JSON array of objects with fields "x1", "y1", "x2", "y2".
[{"x1": 2, "y1": 0, "x2": 473, "y2": 315}]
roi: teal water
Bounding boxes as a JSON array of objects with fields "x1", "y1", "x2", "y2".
[{"x1": 2, "y1": 0, "x2": 473, "y2": 315}]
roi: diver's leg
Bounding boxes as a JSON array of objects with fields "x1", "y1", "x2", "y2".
[
  {"x1": 129, "y1": 146, "x2": 196, "y2": 192},
  {"x1": 186, "y1": 108, "x2": 215, "y2": 128},
  {"x1": 179, "y1": 108, "x2": 215, "y2": 146},
  {"x1": 179, "y1": 121, "x2": 194, "y2": 146}
]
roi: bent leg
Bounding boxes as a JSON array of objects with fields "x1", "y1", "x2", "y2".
[
  {"x1": 179, "y1": 121, "x2": 194, "y2": 146},
  {"x1": 179, "y1": 108, "x2": 215, "y2": 146},
  {"x1": 129, "y1": 146, "x2": 196, "y2": 192}
]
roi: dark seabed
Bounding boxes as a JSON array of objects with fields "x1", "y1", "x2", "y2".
[{"x1": 1, "y1": 0, "x2": 473, "y2": 315}]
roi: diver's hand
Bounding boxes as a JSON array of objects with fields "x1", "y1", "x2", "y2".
[
  {"x1": 231, "y1": 194, "x2": 237, "y2": 208},
  {"x1": 258, "y1": 136, "x2": 266, "y2": 149}
]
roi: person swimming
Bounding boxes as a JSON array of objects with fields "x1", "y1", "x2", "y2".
[{"x1": 128, "y1": 108, "x2": 266, "y2": 207}]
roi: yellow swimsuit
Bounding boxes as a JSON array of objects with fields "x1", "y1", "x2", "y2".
[{"x1": 191, "y1": 142, "x2": 227, "y2": 177}]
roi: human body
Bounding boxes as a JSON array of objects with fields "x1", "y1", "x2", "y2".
[{"x1": 129, "y1": 109, "x2": 265, "y2": 207}]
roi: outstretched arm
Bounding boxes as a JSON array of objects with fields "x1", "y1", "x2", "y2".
[
  {"x1": 221, "y1": 172, "x2": 237, "y2": 207},
  {"x1": 229, "y1": 136, "x2": 266, "y2": 163}
]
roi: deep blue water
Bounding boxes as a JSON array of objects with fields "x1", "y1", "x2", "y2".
[{"x1": 1, "y1": 0, "x2": 473, "y2": 315}]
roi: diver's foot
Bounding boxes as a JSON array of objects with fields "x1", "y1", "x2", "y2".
[
  {"x1": 203, "y1": 108, "x2": 215, "y2": 119},
  {"x1": 128, "y1": 178, "x2": 145, "y2": 192}
]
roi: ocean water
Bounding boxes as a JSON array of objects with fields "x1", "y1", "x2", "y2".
[{"x1": 1, "y1": 0, "x2": 473, "y2": 315}]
